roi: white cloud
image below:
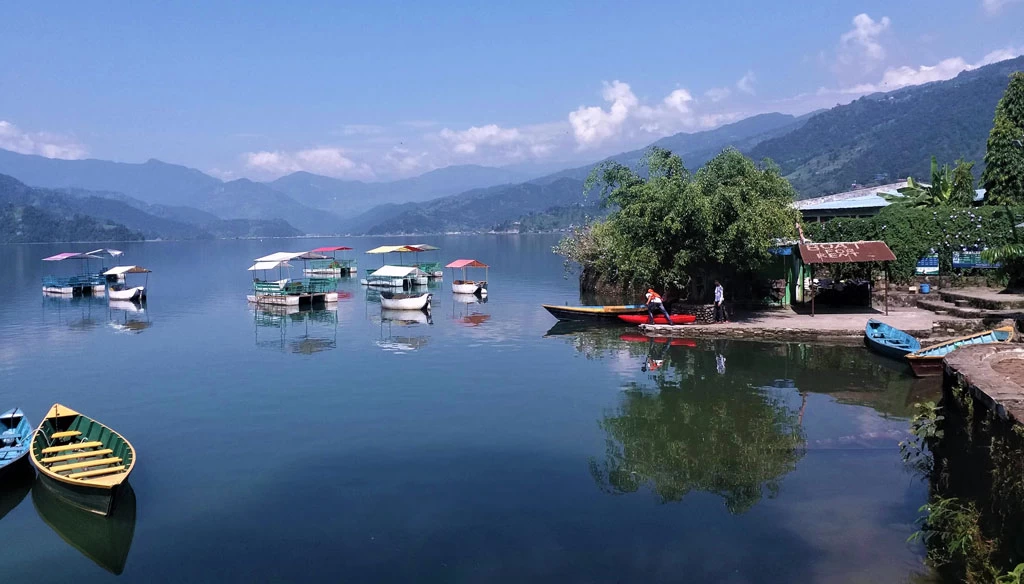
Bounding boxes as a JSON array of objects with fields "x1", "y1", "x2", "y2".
[
  {"x1": 838, "y1": 13, "x2": 891, "y2": 70},
  {"x1": 705, "y1": 87, "x2": 732, "y2": 102},
  {"x1": 568, "y1": 81, "x2": 640, "y2": 147},
  {"x1": 737, "y1": 71, "x2": 756, "y2": 94},
  {"x1": 383, "y1": 146, "x2": 431, "y2": 174},
  {"x1": 567, "y1": 81, "x2": 733, "y2": 148},
  {"x1": 340, "y1": 124, "x2": 385, "y2": 136},
  {"x1": 982, "y1": 0, "x2": 1023, "y2": 14},
  {"x1": 243, "y1": 147, "x2": 375, "y2": 179},
  {"x1": 838, "y1": 46, "x2": 1023, "y2": 94},
  {"x1": 436, "y1": 121, "x2": 565, "y2": 163},
  {"x1": 439, "y1": 124, "x2": 523, "y2": 155},
  {"x1": 0, "y1": 120, "x2": 87, "y2": 159}
]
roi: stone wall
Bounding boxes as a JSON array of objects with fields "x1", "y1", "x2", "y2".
[{"x1": 927, "y1": 346, "x2": 1024, "y2": 579}]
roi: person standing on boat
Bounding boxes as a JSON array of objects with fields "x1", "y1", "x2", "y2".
[
  {"x1": 714, "y1": 280, "x2": 728, "y2": 323},
  {"x1": 645, "y1": 289, "x2": 674, "y2": 325}
]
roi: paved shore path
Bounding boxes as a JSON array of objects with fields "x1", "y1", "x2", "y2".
[
  {"x1": 945, "y1": 345, "x2": 1024, "y2": 421},
  {"x1": 640, "y1": 307, "x2": 991, "y2": 342}
]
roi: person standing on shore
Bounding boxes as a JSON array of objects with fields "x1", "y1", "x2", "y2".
[
  {"x1": 645, "y1": 288, "x2": 674, "y2": 325},
  {"x1": 714, "y1": 280, "x2": 728, "y2": 323}
]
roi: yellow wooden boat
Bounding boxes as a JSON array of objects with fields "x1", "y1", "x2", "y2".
[{"x1": 30, "y1": 404, "x2": 136, "y2": 515}]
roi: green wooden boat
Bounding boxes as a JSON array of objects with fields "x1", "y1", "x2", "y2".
[{"x1": 30, "y1": 404, "x2": 135, "y2": 515}]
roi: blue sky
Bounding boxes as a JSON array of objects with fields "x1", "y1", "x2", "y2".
[{"x1": 0, "y1": 0, "x2": 1021, "y2": 181}]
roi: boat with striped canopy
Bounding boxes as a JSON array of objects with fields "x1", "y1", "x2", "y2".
[
  {"x1": 30, "y1": 404, "x2": 136, "y2": 515},
  {"x1": 0, "y1": 407, "x2": 32, "y2": 479},
  {"x1": 905, "y1": 326, "x2": 1016, "y2": 377}
]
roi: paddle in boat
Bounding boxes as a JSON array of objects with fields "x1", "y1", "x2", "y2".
[
  {"x1": 864, "y1": 319, "x2": 921, "y2": 360},
  {"x1": 446, "y1": 259, "x2": 488, "y2": 295},
  {"x1": 0, "y1": 407, "x2": 32, "y2": 480},
  {"x1": 33, "y1": 477, "x2": 137, "y2": 574},
  {"x1": 905, "y1": 326, "x2": 1016, "y2": 377},
  {"x1": 103, "y1": 266, "x2": 151, "y2": 302},
  {"x1": 618, "y1": 314, "x2": 697, "y2": 325},
  {"x1": 380, "y1": 291, "x2": 432, "y2": 311},
  {"x1": 30, "y1": 404, "x2": 136, "y2": 515},
  {"x1": 542, "y1": 304, "x2": 647, "y2": 322}
]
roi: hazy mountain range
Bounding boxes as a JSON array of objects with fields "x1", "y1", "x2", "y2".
[{"x1": 0, "y1": 55, "x2": 1020, "y2": 241}]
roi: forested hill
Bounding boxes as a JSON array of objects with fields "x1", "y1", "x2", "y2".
[{"x1": 749, "y1": 56, "x2": 1024, "y2": 198}]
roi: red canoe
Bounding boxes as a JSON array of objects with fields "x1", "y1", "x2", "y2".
[
  {"x1": 618, "y1": 314, "x2": 696, "y2": 325},
  {"x1": 619, "y1": 334, "x2": 697, "y2": 347}
]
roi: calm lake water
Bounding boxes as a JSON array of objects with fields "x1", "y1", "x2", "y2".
[{"x1": 0, "y1": 235, "x2": 939, "y2": 582}]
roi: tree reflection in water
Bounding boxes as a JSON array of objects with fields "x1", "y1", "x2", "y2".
[
  {"x1": 549, "y1": 328, "x2": 937, "y2": 514},
  {"x1": 590, "y1": 369, "x2": 806, "y2": 514}
]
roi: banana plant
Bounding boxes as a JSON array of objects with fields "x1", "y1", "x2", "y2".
[{"x1": 882, "y1": 157, "x2": 974, "y2": 208}]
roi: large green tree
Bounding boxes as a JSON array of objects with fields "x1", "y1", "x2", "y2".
[
  {"x1": 981, "y1": 72, "x2": 1024, "y2": 284},
  {"x1": 982, "y1": 72, "x2": 1024, "y2": 206},
  {"x1": 556, "y1": 147, "x2": 799, "y2": 298}
]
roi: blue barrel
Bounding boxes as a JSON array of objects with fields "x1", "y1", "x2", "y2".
[{"x1": 919, "y1": 283, "x2": 931, "y2": 294}]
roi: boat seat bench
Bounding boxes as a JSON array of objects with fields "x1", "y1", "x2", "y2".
[
  {"x1": 41, "y1": 448, "x2": 113, "y2": 464},
  {"x1": 50, "y1": 430, "x2": 81, "y2": 440},
  {"x1": 68, "y1": 465, "x2": 125, "y2": 479},
  {"x1": 51, "y1": 457, "x2": 122, "y2": 473},
  {"x1": 41, "y1": 441, "x2": 103, "y2": 454}
]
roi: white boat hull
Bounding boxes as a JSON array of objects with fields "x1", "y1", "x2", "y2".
[
  {"x1": 452, "y1": 281, "x2": 486, "y2": 294},
  {"x1": 42, "y1": 285, "x2": 105, "y2": 295},
  {"x1": 108, "y1": 286, "x2": 146, "y2": 301},
  {"x1": 380, "y1": 292, "x2": 432, "y2": 311}
]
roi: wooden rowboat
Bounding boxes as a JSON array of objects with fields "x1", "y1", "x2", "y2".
[
  {"x1": 380, "y1": 291, "x2": 432, "y2": 311},
  {"x1": 905, "y1": 326, "x2": 1016, "y2": 377},
  {"x1": 542, "y1": 304, "x2": 646, "y2": 322},
  {"x1": 864, "y1": 319, "x2": 921, "y2": 360},
  {"x1": 0, "y1": 407, "x2": 32, "y2": 480},
  {"x1": 618, "y1": 314, "x2": 697, "y2": 325},
  {"x1": 30, "y1": 404, "x2": 135, "y2": 515}
]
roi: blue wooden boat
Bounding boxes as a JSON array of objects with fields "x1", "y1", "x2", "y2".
[
  {"x1": 864, "y1": 319, "x2": 921, "y2": 360},
  {"x1": 0, "y1": 408, "x2": 33, "y2": 479},
  {"x1": 906, "y1": 326, "x2": 1016, "y2": 377}
]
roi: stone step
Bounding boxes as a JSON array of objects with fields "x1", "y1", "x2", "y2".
[
  {"x1": 939, "y1": 290, "x2": 1024, "y2": 310},
  {"x1": 918, "y1": 297, "x2": 1023, "y2": 323}
]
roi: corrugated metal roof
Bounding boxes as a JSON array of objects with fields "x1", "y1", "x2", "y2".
[{"x1": 798, "y1": 241, "x2": 896, "y2": 264}]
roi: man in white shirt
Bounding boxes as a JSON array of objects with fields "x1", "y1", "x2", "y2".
[{"x1": 714, "y1": 280, "x2": 728, "y2": 323}]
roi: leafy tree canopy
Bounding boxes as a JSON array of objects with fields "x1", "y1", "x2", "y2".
[
  {"x1": 983, "y1": 72, "x2": 1024, "y2": 206},
  {"x1": 556, "y1": 147, "x2": 799, "y2": 296}
]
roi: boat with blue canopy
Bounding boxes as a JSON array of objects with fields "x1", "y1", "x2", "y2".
[
  {"x1": 864, "y1": 319, "x2": 921, "y2": 360},
  {"x1": 905, "y1": 326, "x2": 1016, "y2": 377}
]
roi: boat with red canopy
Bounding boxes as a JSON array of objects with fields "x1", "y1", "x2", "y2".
[
  {"x1": 306, "y1": 246, "x2": 356, "y2": 276},
  {"x1": 618, "y1": 314, "x2": 696, "y2": 325},
  {"x1": 446, "y1": 259, "x2": 488, "y2": 295}
]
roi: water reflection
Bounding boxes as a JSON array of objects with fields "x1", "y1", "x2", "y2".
[
  {"x1": 590, "y1": 359, "x2": 806, "y2": 514},
  {"x1": 42, "y1": 295, "x2": 107, "y2": 331},
  {"x1": 0, "y1": 468, "x2": 32, "y2": 521},
  {"x1": 253, "y1": 306, "x2": 338, "y2": 354},
  {"x1": 108, "y1": 300, "x2": 151, "y2": 334},
  {"x1": 452, "y1": 294, "x2": 490, "y2": 327},
  {"x1": 541, "y1": 329, "x2": 942, "y2": 515},
  {"x1": 32, "y1": 478, "x2": 137, "y2": 575}
]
